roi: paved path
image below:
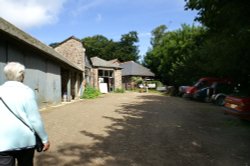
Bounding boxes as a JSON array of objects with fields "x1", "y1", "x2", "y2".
[{"x1": 35, "y1": 92, "x2": 250, "y2": 166}]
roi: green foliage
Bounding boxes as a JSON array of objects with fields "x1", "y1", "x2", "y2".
[
  {"x1": 115, "y1": 88, "x2": 125, "y2": 93},
  {"x1": 143, "y1": 1, "x2": 250, "y2": 86},
  {"x1": 131, "y1": 76, "x2": 144, "y2": 85},
  {"x1": 81, "y1": 85, "x2": 101, "y2": 99},
  {"x1": 118, "y1": 31, "x2": 140, "y2": 62},
  {"x1": 82, "y1": 31, "x2": 140, "y2": 62},
  {"x1": 150, "y1": 25, "x2": 167, "y2": 47},
  {"x1": 185, "y1": 0, "x2": 250, "y2": 84},
  {"x1": 144, "y1": 24, "x2": 206, "y2": 86},
  {"x1": 81, "y1": 35, "x2": 113, "y2": 60}
]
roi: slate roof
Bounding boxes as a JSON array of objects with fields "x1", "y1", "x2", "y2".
[
  {"x1": 0, "y1": 17, "x2": 83, "y2": 71},
  {"x1": 90, "y1": 56, "x2": 121, "y2": 69},
  {"x1": 120, "y1": 61, "x2": 155, "y2": 77}
]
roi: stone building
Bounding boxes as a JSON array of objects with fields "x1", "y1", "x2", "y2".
[
  {"x1": 90, "y1": 57, "x2": 122, "y2": 92},
  {"x1": 120, "y1": 61, "x2": 155, "y2": 90},
  {"x1": 53, "y1": 36, "x2": 86, "y2": 100},
  {"x1": 54, "y1": 36, "x2": 85, "y2": 70},
  {"x1": 84, "y1": 55, "x2": 93, "y2": 87},
  {"x1": 54, "y1": 37, "x2": 122, "y2": 93}
]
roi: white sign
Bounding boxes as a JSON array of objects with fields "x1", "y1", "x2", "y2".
[{"x1": 99, "y1": 83, "x2": 108, "y2": 93}]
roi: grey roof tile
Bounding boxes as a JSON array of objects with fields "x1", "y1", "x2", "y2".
[
  {"x1": 90, "y1": 56, "x2": 121, "y2": 69},
  {"x1": 120, "y1": 61, "x2": 155, "y2": 77}
]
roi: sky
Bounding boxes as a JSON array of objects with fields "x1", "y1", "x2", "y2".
[{"x1": 0, "y1": 0, "x2": 199, "y2": 58}]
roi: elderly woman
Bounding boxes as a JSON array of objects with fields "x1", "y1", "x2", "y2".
[{"x1": 0, "y1": 62, "x2": 50, "y2": 166}]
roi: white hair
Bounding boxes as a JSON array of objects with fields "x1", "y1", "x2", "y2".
[{"x1": 4, "y1": 62, "x2": 25, "y2": 82}]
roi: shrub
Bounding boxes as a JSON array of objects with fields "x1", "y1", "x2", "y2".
[
  {"x1": 115, "y1": 88, "x2": 125, "y2": 93},
  {"x1": 81, "y1": 85, "x2": 101, "y2": 99},
  {"x1": 131, "y1": 76, "x2": 144, "y2": 86}
]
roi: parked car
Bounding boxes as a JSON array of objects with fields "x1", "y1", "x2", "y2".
[
  {"x1": 193, "y1": 86, "x2": 212, "y2": 102},
  {"x1": 193, "y1": 81, "x2": 234, "y2": 104},
  {"x1": 212, "y1": 94, "x2": 227, "y2": 106},
  {"x1": 223, "y1": 85, "x2": 250, "y2": 120},
  {"x1": 211, "y1": 82, "x2": 235, "y2": 106},
  {"x1": 178, "y1": 85, "x2": 189, "y2": 97},
  {"x1": 183, "y1": 77, "x2": 231, "y2": 99}
]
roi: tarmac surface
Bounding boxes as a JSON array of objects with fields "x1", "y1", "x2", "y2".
[{"x1": 35, "y1": 92, "x2": 250, "y2": 166}]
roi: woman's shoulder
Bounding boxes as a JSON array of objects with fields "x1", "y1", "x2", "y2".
[
  {"x1": 4, "y1": 81, "x2": 35, "y2": 95},
  {"x1": 20, "y1": 84, "x2": 35, "y2": 96}
]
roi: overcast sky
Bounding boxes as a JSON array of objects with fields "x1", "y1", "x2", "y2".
[{"x1": 0, "y1": 0, "x2": 198, "y2": 58}]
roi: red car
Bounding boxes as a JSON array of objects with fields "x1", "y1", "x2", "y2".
[
  {"x1": 183, "y1": 77, "x2": 231, "y2": 98},
  {"x1": 223, "y1": 95, "x2": 250, "y2": 120}
]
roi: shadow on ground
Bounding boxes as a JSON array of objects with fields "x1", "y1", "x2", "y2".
[{"x1": 36, "y1": 95, "x2": 250, "y2": 166}]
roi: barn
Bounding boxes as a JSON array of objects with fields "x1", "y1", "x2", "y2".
[{"x1": 0, "y1": 17, "x2": 84, "y2": 108}]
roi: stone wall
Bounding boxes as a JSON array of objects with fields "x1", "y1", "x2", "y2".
[
  {"x1": 92, "y1": 68, "x2": 99, "y2": 89},
  {"x1": 54, "y1": 37, "x2": 85, "y2": 70},
  {"x1": 114, "y1": 69, "x2": 122, "y2": 89}
]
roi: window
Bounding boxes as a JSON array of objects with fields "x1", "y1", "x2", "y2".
[{"x1": 98, "y1": 70, "x2": 113, "y2": 77}]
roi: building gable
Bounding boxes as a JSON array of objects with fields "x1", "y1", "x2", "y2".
[{"x1": 54, "y1": 36, "x2": 85, "y2": 70}]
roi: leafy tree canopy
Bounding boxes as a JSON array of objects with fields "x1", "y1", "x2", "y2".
[
  {"x1": 185, "y1": 0, "x2": 250, "y2": 84},
  {"x1": 82, "y1": 31, "x2": 140, "y2": 62},
  {"x1": 143, "y1": 24, "x2": 206, "y2": 85}
]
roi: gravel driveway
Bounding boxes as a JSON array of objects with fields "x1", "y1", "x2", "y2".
[{"x1": 35, "y1": 92, "x2": 250, "y2": 166}]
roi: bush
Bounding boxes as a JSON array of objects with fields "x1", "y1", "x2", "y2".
[
  {"x1": 81, "y1": 85, "x2": 101, "y2": 99},
  {"x1": 115, "y1": 88, "x2": 125, "y2": 93},
  {"x1": 131, "y1": 77, "x2": 144, "y2": 86}
]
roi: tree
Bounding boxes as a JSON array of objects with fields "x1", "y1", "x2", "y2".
[
  {"x1": 82, "y1": 35, "x2": 113, "y2": 60},
  {"x1": 143, "y1": 24, "x2": 206, "y2": 85},
  {"x1": 118, "y1": 31, "x2": 140, "y2": 62},
  {"x1": 150, "y1": 25, "x2": 167, "y2": 47},
  {"x1": 185, "y1": 0, "x2": 250, "y2": 83},
  {"x1": 144, "y1": 1, "x2": 250, "y2": 86},
  {"x1": 143, "y1": 25, "x2": 167, "y2": 80},
  {"x1": 82, "y1": 31, "x2": 140, "y2": 62}
]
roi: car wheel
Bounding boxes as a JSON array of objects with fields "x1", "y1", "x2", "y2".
[{"x1": 215, "y1": 96, "x2": 225, "y2": 106}]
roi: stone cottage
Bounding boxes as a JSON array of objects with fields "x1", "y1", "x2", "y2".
[
  {"x1": 53, "y1": 36, "x2": 86, "y2": 100},
  {"x1": 120, "y1": 61, "x2": 155, "y2": 89},
  {"x1": 53, "y1": 37, "x2": 122, "y2": 93},
  {"x1": 90, "y1": 57, "x2": 122, "y2": 92}
]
